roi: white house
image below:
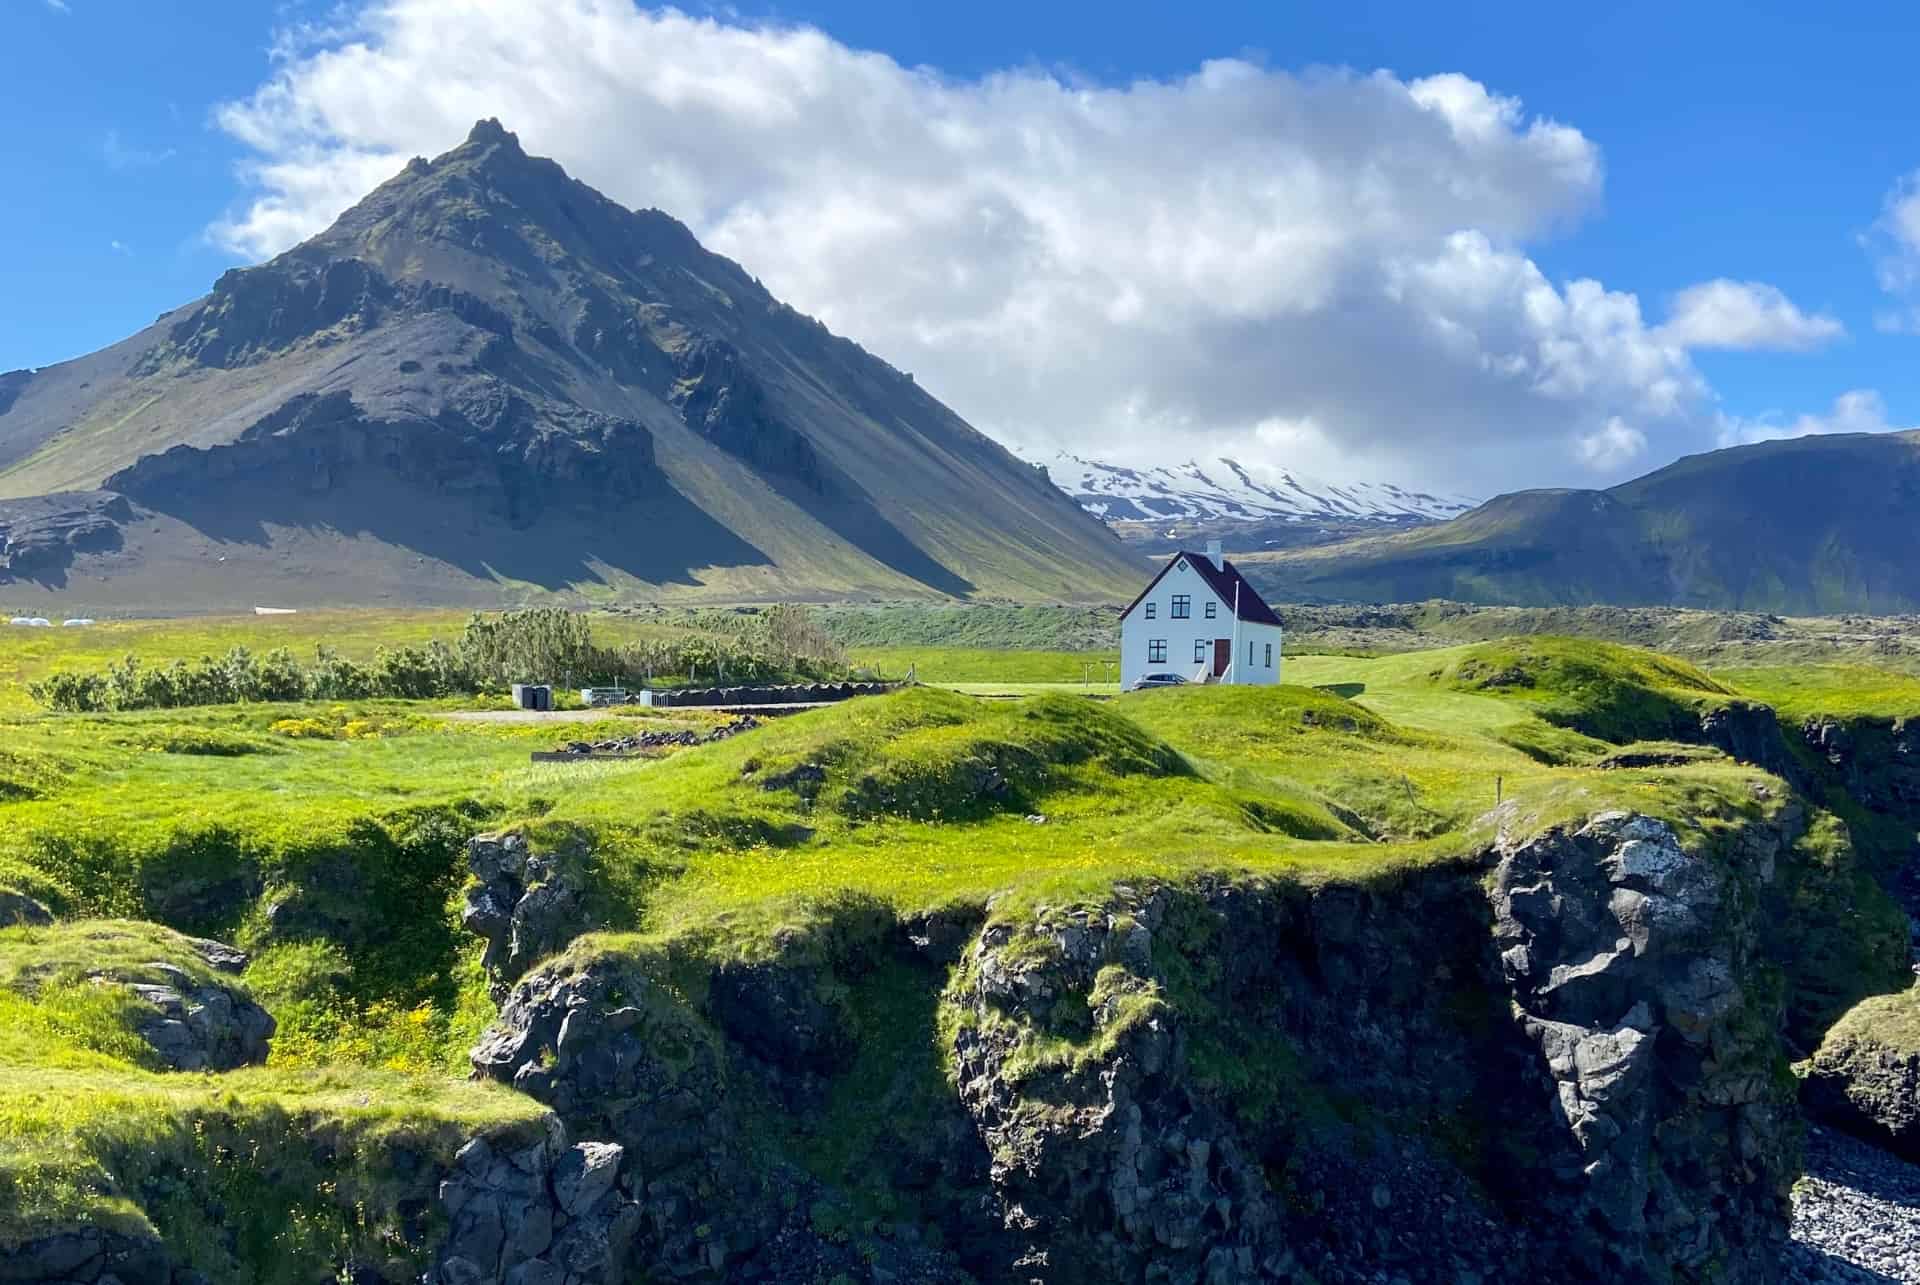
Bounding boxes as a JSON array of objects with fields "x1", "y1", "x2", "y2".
[{"x1": 1119, "y1": 541, "x2": 1283, "y2": 689}]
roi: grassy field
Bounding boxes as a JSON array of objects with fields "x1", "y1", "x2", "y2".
[{"x1": 3, "y1": 607, "x2": 1917, "y2": 1265}]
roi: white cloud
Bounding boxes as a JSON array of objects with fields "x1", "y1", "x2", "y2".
[
  {"x1": 202, "y1": 1, "x2": 1849, "y2": 492},
  {"x1": 109, "y1": 239, "x2": 130, "y2": 255},
  {"x1": 1657, "y1": 279, "x2": 1842, "y2": 351},
  {"x1": 103, "y1": 129, "x2": 175, "y2": 171},
  {"x1": 1576, "y1": 418, "x2": 1648, "y2": 470},
  {"x1": 1868, "y1": 172, "x2": 1920, "y2": 333},
  {"x1": 46, "y1": 0, "x2": 70, "y2": 12},
  {"x1": 1716, "y1": 389, "x2": 1910, "y2": 448}
]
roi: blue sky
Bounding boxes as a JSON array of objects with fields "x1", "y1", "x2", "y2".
[{"x1": 6, "y1": 0, "x2": 1920, "y2": 492}]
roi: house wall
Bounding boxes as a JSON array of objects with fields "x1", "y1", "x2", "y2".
[{"x1": 1119, "y1": 556, "x2": 1284, "y2": 688}]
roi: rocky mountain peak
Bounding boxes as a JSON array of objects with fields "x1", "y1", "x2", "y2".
[{"x1": 465, "y1": 116, "x2": 521, "y2": 149}]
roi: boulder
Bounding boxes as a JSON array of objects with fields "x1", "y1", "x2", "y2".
[
  {"x1": 90, "y1": 948, "x2": 274, "y2": 1071},
  {"x1": 0, "y1": 888, "x2": 54, "y2": 927},
  {"x1": 1802, "y1": 983, "x2": 1920, "y2": 1161}
]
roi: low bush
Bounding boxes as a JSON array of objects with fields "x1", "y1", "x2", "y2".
[{"x1": 30, "y1": 607, "x2": 852, "y2": 713}]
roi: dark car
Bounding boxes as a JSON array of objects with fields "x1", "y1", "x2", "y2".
[{"x1": 1130, "y1": 672, "x2": 1189, "y2": 690}]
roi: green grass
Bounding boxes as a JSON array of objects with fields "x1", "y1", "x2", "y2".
[
  {"x1": 1815, "y1": 981, "x2": 1920, "y2": 1059},
  {"x1": 0, "y1": 616, "x2": 1913, "y2": 1269},
  {"x1": 1713, "y1": 664, "x2": 1920, "y2": 722},
  {"x1": 0, "y1": 917, "x2": 546, "y2": 1269},
  {"x1": 849, "y1": 645, "x2": 1117, "y2": 684}
]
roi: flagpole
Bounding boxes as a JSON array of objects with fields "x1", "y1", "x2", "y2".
[{"x1": 1231, "y1": 574, "x2": 1240, "y2": 684}]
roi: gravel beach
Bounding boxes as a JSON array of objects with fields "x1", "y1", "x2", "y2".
[{"x1": 1788, "y1": 1126, "x2": 1920, "y2": 1284}]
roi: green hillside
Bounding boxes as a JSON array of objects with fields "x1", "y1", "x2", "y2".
[{"x1": 1239, "y1": 430, "x2": 1920, "y2": 612}]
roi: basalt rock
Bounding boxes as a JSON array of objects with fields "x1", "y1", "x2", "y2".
[
  {"x1": 0, "y1": 888, "x2": 54, "y2": 927},
  {"x1": 468, "y1": 953, "x2": 775, "y2": 1277},
  {"x1": 1489, "y1": 810, "x2": 1798, "y2": 1282},
  {"x1": 1698, "y1": 700, "x2": 1801, "y2": 785},
  {"x1": 0, "y1": 1227, "x2": 177, "y2": 1285},
  {"x1": 425, "y1": 1129, "x2": 639, "y2": 1285},
  {"x1": 462, "y1": 831, "x2": 586, "y2": 997},
  {"x1": 942, "y1": 808, "x2": 1802, "y2": 1285},
  {"x1": 1800, "y1": 715, "x2": 1920, "y2": 815},
  {"x1": 89, "y1": 950, "x2": 275, "y2": 1073},
  {"x1": 469, "y1": 935, "x2": 990, "y2": 1281}
]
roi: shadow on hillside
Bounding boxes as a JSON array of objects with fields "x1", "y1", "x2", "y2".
[
  {"x1": 130, "y1": 472, "x2": 772, "y2": 591},
  {"x1": 771, "y1": 471, "x2": 976, "y2": 598}
]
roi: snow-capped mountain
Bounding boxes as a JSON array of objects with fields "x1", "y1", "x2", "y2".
[{"x1": 1015, "y1": 450, "x2": 1479, "y2": 526}]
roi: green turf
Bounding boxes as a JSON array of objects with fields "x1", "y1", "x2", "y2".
[{"x1": 0, "y1": 614, "x2": 1914, "y2": 1270}]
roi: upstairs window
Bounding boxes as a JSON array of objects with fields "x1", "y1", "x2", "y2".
[
  {"x1": 1170, "y1": 594, "x2": 1191, "y2": 619},
  {"x1": 1145, "y1": 602, "x2": 1156, "y2": 619},
  {"x1": 1193, "y1": 639, "x2": 1208, "y2": 664},
  {"x1": 1148, "y1": 639, "x2": 1168, "y2": 664},
  {"x1": 1205, "y1": 601, "x2": 1217, "y2": 619}
]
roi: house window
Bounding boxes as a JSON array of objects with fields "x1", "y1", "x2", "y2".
[
  {"x1": 1205, "y1": 601, "x2": 1217, "y2": 619},
  {"x1": 1264, "y1": 643, "x2": 1273, "y2": 668},
  {"x1": 1194, "y1": 639, "x2": 1208, "y2": 664},
  {"x1": 1248, "y1": 640, "x2": 1255, "y2": 668},
  {"x1": 1145, "y1": 602, "x2": 1156, "y2": 619},
  {"x1": 1170, "y1": 594, "x2": 1191, "y2": 619},
  {"x1": 1148, "y1": 640, "x2": 1168, "y2": 664}
]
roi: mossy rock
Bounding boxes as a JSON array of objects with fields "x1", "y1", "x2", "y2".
[{"x1": 1802, "y1": 981, "x2": 1920, "y2": 1160}]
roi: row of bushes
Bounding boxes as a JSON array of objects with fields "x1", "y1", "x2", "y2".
[{"x1": 29, "y1": 607, "x2": 850, "y2": 712}]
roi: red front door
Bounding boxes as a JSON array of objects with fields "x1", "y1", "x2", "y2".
[{"x1": 1213, "y1": 638, "x2": 1231, "y2": 677}]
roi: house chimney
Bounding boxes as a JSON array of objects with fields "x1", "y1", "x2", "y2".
[{"x1": 1206, "y1": 539, "x2": 1224, "y2": 569}]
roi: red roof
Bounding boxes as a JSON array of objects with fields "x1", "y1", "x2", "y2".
[{"x1": 1121, "y1": 551, "x2": 1283, "y2": 627}]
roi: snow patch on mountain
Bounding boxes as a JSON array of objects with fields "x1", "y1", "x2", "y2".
[{"x1": 1014, "y1": 449, "x2": 1480, "y2": 525}]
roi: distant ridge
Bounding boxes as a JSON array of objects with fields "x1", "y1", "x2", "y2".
[
  {"x1": 1236, "y1": 430, "x2": 1920, "y2": 613},
  {"x1": 0, "y1": 120, "x2": 1145, "y2": 610}
]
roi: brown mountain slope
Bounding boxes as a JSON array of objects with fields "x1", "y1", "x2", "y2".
[{"x1": 0, "y1": 120, "x2": 1143, "y2": 610}]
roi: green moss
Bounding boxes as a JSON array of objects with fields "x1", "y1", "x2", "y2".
[
  {"x1": 1775, "y1": 811, "x2": 1912, "y2": 1049},
  {"x1": 1816, "y1": 981, "x2": 1920, "y2": 1059}
]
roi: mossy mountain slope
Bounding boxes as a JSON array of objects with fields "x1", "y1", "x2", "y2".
[
  {"x1": 0, "y1": 120, "x2": 1142, "y2": 609},
  {"x1": 1240, "y1": 430, "x2": 1920, "y2": 612}
]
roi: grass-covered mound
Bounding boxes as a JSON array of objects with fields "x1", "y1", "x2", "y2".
[
  {"x1": 0, "y1": 920, "x2": 257, "y2": 1069},
  {"x1": 0, "y1": 918, "x2": 548, "y2": 1274},
  {"x1": 1425, "y1": 637, "x2": 1731, "y2": 743}
]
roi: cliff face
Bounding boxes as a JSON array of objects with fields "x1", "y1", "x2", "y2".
[{"x1": 456, "y1": 804, "x2": 1806, "y2": 1285}]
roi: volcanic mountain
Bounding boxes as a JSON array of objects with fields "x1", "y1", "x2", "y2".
[
  {"x1": 0, "y1": 120, "x2": 1143, "y2": 609},
  {"x1": 1236, "y1": 430, "x2": 1920, "y2": 612}
]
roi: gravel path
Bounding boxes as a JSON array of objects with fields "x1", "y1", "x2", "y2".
[{"x1": 1788, "y1": 1126, "x2": 1920, "y2": 1283}]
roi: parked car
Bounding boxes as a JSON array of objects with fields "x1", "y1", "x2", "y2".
[{"x1": 1130, "y1": 672, "x2": 1189, "y2": 690}]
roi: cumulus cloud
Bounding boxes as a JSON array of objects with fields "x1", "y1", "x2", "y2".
[
  {"x1": 205, "y1": 1, "x2": 1855, "y2": 492},
  {"x1": 1716, "y1": 389, "x2": 1911, "y2": 448},
  {"x1": 1576, "y1": 418, "x2": 1648, "y2": 470},
  {"x1": 1658, "y1": 279, "x2": 1842, "y2": 351}
]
